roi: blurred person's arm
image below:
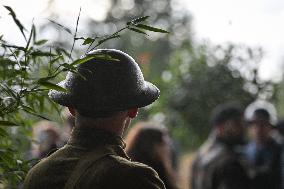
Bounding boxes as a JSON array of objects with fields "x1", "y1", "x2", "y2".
[{"x1": 213, "y1": 159, "x2": 250, "y2": 189}]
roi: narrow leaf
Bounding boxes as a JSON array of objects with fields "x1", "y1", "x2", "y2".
[
  {"x1": 127, "y1": 16, "x2": 150, "y2": 25},
  {"x1": 47, "y1": 19, "x2": 72, "y2": 35},
  {"x1": 35, "y1": 39, "x2": 48, "y2": 46},
  {"x1": 96, "y1": 35, "x2": 120, "y2": 47},
  {"x1": 71, "y1": 53, "x2": 119, "y2": 66},
  {"x1": 30, "y1": 51, "x2": 56, "y2": 57},
  {"x1": 1, "y1": 44, "x2": 26, "y2": 51},
  {"x1": 22, "y1": 106, "x2": 51, "y2": 121},
  {"x1": 0, "y1": 121, "x2": 18, "y2": 127},
  {"x1": 37, "y1": 75, "x2": 58, "y2": 83},
  {"x1": 61, "y1": 63, "x2": 76, "y2": 71},
  {"x1": 71, "y1": 55, "x2": 96, "y2": 66},
  {"x1": 25, "y1": 24, "x2": 35, "y2": 50},
  {"x1": 86, "y1": 54, "x2": 119, "y2": 61},
  {"x1": 49, "y1": 55, "x2": 63, "y2": 66},
  {"x1": 135, "y1": 24, "x2": 170, "y2": 33},
  {"x1": 21, "y1": 105, "x2": 34, "y2": 112},
  {"x1": 128, "y1": 27, "x2": 148, "y2": 35},
  {"x1": 82, "y1": 37, "x2": 95, "y2": 45},
  {"x1": 0, "y1": 128, "x2": 8, "y2": 137},
  {"x1": 38, "y1": 81, "x2": 67, "y2": 92},
  {"x1": 4, "y1": 5, "x2": 27, "y2": 41}
]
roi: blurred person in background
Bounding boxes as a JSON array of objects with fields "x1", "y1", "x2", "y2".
[
  {"x1": 125, "y1": 121, "x2": 178, "y2": 189},
  {"x1": 276, "y1": 120, "x2": 284, "y2": 189},
  {"x1": 244, "y1": 101, "x2": 282, "y2": 189},
  {"x1": 190, "y1": 104, "x2": 250, "y2": 189},
  {"x1": 60, "y1": 107, "x2": 75, "y2": 145},
  {"x1": 32, "y1": 121, "x2": 61, "y2": 159},
  {"x1": 276, "y1": 120, "x2": 284, "y2": 139}
]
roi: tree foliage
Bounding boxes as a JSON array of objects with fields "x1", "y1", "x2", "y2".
[{"x1": 0, "y1": 6, "x2": 168, "y2": 187}]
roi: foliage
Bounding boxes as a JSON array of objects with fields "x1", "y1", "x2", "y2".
[
  {"x1": 273, "y1": 80, "x2": 284, "y2": 118},
  {"x1": 165, "y1": 44, "x2": 258, "y2": 147},
  {"x1": 63, "y1": 0, "x2": 280, "y2": 150},
  {"x1": 0, "y1": 6, "x2": 168, "y2": 187},
  {"x1": 1, "y1": 1, "x2": 282, "y2": 187}
]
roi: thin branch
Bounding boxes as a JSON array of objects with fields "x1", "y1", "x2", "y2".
[{"x1": 69, "y1": 7, "x2": 81, "y2": 61}]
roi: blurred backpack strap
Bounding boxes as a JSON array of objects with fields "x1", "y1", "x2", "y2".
[{"x1": 64, "y1": 146, "x2": 114, "y2": 189}]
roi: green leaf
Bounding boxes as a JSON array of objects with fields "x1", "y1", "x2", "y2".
[
  {"x1": 82, "y1": 37, "x2": 95, "y2": 45},
  {"x1": 4, "y1": 5, "x2": 27, "y2": 41},
  {"x1": 1, "y1": 44, "x2": 26, "y2": 51},
  {"x1": 37, "y1": 75, "x2": 58, "y2": 83},
  {"x1": 128, "y1": 27, "x2": 148, "y2": 35},
  {"x1": 20, "y1": 105, "x2": 34, "y2": 112},
  {"x1": 71, "y1": 53, "x2": 119, "y2": 66},
  {"x1": 35, "y1": 39, "x2": 48, "y2": 46},
  {"x1": 61, "y1": 63, "x2": 76, "y2": 71},
  {"x1": 0, "y1": 128, "x2": 8, "y2": 137},
  {"x1": 127, "y1": 16, "x2": 150, "y2": 25},
  {"x1": 22, "y1": 106, "x2": 51, "y2": 121},
  {"x1": 0, "y1": 151, "x2": 14, "y2": 166},
  {"x1": 30, "y1": 51, "x2": 56, "y2": 57},
  {"x1": 25, "y1": 24, "x2": 35, "y2": 50},
  {"x1": 38, "y1": 81, "x2": 67, "y2": 92},
  {"x1": 96, "y1": 35, "x2": 120, "y2": 47},
  {"x1": 135, "y1": 24, "x2": 170, "y2": 33},
  {"x1": 47, "y1": 19, "x2": 72, "y2": 35},
  {"x1": 48, "y1": 55, "x2": 63, "y2": 66},
  {"x1": 0, "y1": 121, "x2": 18, "y2": 127},
  {"x1": 71, "y1": 55, "x2": 95, "y2": 66}
]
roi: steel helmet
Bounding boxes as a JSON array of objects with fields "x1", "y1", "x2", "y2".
[{"x1": 49, "y1": 49, "x2": 160, "y2": 117}]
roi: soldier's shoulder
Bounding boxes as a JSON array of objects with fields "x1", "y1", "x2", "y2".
[
  {"x1": 81, "y1": 154, "x2": 165, "y2": 188},
  {"x1": 100, "y1": 154, "x2": 158, "y2": 174}
]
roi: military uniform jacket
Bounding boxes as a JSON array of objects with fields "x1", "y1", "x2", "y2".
[
  {"x1": 190, "y1": 135, "x2": 250, "y2": 189},
  {"x1": 24, "y1": 127, "x2": 165, "y2": 189}
]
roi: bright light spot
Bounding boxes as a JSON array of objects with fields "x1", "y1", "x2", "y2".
[
  {"x1": 0, "y1": 0, "x2": 111, "y2": 45},
  {"x1": 162, "y1": 70, "x2": 173, "y2": 82},
  {"x1": 152, "y1": 112, "x2": 166, "y2": 124}
]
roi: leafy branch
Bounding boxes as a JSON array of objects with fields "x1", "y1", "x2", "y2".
[{"x1": 1, "y1": 6, "x2": 169, "y2": 122}]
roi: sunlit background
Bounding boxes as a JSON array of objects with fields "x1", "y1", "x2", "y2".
[
  {"x1": 1, "y1": 0, "x2": 284, "y2": 80},
  {"x1": 1, "y1": 0, "x2": 284, "y2": 188}
]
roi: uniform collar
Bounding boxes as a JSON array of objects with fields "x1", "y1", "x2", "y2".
[{"x1": 68, "y1": 126, "x2": 126, "y2": 151}]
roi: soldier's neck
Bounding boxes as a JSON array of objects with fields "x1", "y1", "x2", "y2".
[{"x1": 75, "y1": 115, "x2": 130, "y2": 137}]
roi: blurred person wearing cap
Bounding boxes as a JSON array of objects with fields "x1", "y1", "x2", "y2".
[
  {"x1": 275, "y1": 120, "x2": 284, "y2": 189},
  {"x1": 190, "y1": 103, "x2": 250, "y2": 189},
  {"x1": 23, "y1": 49, "x2": 165, "y2": 189},
  {"x1": 244, "y1": 104, "x2": 282, "y2": 189}
]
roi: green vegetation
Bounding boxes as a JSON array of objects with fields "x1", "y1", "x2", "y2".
[
  {"x1": 0, "y1": 6, "x2": 168, "y2": 187},
  {"x1": 1, "y1": 1, "x2": 284, "y2": 187}
]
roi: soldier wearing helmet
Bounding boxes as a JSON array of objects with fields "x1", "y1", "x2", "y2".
[
  {"x1": 23, "y1": 49, "x2": 165, "y2": 189},
  {"x1": 244, "y1": 100, "x2": 282, "y2": 189}
]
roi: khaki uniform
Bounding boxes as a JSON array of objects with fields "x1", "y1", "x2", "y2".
[
  {"x1": 190, "y1": 135, "x2": 250, "y2": 189},
  {"x1": 24, "y1": 127, "x2": 165, "y2": 189}
]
